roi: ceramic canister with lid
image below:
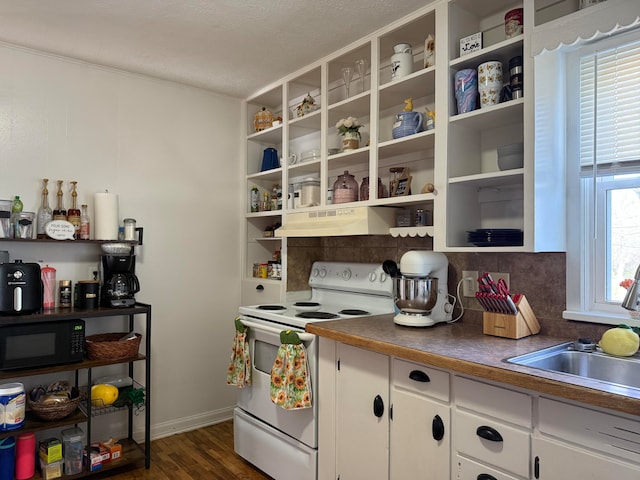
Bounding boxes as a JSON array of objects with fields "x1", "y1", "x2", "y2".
[
  {"x1": 391, "y1": 43, "x2": 413, "y2": 80},
  {"x1": 333, "y1": 171, "x2": 358, "y2": 204}
]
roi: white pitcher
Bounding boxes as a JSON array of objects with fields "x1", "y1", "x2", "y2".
[{"x1": 391, "y1": 43, "x2": 413, "y2": 80}]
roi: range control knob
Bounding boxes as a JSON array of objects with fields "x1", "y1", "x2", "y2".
[
  {"x1": 318, "y1": 268, "x2": 327, "y2": 278},
  {"x1": 312, "y1": 268, "x2": 320, "y2": 277},
  {"x1": 380, "y1": 272, "x2": 387, "y2": 283},
  {"x1": 342, "y1": 269, "x2": 352, "y2": 281},
  {"x1": 369, "y1": 272, "x2": 377, "y2": 282}
]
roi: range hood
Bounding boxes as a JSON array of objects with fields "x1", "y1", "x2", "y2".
[{"x1": 275, "y1": 206, "x2": 396, "y2": 237}]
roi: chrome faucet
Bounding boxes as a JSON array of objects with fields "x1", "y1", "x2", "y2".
[{"x1": 622, "y1": 265, "x2": 640, "y2": 311}]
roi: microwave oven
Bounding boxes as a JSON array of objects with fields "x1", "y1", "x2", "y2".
[{"x1": 0, "y1": 319, "x2": 85, "y2": 370}]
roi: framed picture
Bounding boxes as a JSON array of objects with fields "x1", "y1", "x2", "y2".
[{"x1": 391, "y1": 169, "x2": 412, "y2": 197}]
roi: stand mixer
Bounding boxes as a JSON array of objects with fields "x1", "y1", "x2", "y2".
[{"x1": 392, "y1": 251, "x2": 454, "y2": 327}]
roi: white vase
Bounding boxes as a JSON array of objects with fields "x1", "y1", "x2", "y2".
[{"x1": 342, "y1": 131, "x2": 360, "y2": 151}]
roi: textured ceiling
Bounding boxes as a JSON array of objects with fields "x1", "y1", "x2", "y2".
[{"x1": 0, "y1": 0, "x2": 429, "y2": 99}]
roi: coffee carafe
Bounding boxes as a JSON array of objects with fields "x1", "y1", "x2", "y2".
[{"x1": 100, "y1": 254, "x2": 140, "y2": 307}]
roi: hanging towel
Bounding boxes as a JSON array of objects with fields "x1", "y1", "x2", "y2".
[
  {"x1": 270, "y1": 330, "x2": 312, "y2": 410},
  {"x1": 227, "y1": 318, "x2": 251, "y2": 387}
]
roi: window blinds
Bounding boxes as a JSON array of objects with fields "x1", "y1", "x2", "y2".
[{"x1": 580, "y1": 37, "x2": 640, "y2": 176}]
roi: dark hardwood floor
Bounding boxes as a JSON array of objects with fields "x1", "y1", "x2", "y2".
[{"x1": 101, "y1": 420, "x2": 273, "y2": 479}]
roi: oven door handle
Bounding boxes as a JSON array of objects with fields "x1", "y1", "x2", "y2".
[{"x1": 239, "y1": 319, "x2": 315, "y2": 342}]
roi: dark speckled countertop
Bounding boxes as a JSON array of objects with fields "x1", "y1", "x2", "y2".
[{"x1": 306, "y1": 315, "x2": 640, "y2": 417}]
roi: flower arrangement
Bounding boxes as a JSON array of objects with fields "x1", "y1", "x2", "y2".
[
  {"x1": 335, "y1": 116, "x2": 363, "y2": 139},
  {"x1": 621, "y1": 279, "x2": 634, "y2": 290}
]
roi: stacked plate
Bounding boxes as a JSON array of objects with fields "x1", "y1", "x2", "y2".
[{"x1": 467, "y1": 229, "x2": 523, "y2": 247}]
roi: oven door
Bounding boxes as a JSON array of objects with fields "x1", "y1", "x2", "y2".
[{"x1": 236, "y1": 315, "x2": 318, "y2": 449}]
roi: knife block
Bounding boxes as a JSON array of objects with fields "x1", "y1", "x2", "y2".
[{"x1": 483, "y1": 295, "x2": 540, "y2": 339}]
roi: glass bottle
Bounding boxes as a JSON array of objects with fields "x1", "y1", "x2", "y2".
[
  {"x1": 332, "y1": 171, "x2": 358, "y2": 204},
  {"x1": 67, "y1": 181, "x2": 81, "y2": 239},
  {"x1": 80, "y1": 204, "x2": 90, "y2": 240},
  {"x1": 53, "y1": 180, "x2": 67, "y2": 220},
  {"x1": 36, "y1": 179, "x2": 53, "y2": 239},
  {"x1": 250, "y1": 185, "x2": 259, "y2": 213},
  {"x1": 11, "y1": 196, "x2": 23, "y2": 214},
  {"x1": 10, "y1": 195, "x2": 23, "y2": 238},
  {"x1": 360, "y1": 177, "x2": 370, "y2": 201}
]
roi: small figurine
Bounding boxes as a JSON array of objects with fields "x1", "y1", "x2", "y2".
[
  {"x1": 424, "y1": 34, "x2": 435, "y2": 68},
  {"x1": 296, "y1": 93, "x2": 317, "y2": 117},
  {"x1": 425, "y1": 108, "x2": 435, "y2": 130},
  {"x1": 403, "y1": 97, "x2": 413, "y2": 112}
]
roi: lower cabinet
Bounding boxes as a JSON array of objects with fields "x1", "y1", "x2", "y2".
[
  {"x1": 319, "y1": 341, "x2": 640, "y2": 480},
  {"x1": 532, "y1": 437, "x2": 640, "y2": 479},
  {"x1": 390, "y1": 359, "x2": 450, "y2": 479},
  {"x1": 335, "y1": 343, "x2": 389, "y2": 480}
]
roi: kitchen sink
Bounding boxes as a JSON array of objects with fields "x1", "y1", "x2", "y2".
[{"x1": 505, "y1": 342, "x2": 640, "y2": 390}]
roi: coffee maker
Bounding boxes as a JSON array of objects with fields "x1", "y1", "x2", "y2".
[{"x1": 100, "y1": 255, "x2": 140, "y2": 308}]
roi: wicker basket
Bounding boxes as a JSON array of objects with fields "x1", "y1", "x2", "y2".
[
  {"x1": 28, "y1": 396, "x2": 80, "y2": 421},
  {"x1": 86, "y1": 332, "x2": 142, "y2": 361}
]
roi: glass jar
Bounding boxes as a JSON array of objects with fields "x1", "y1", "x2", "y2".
[
  {"x1": 333, "y1": 171, "x2": 358, "y2": 204},
  {"x1": 253, "y1": 107, "x2": 273, "y2": 132},
  {"x1": 360, "y1": 177, "x2": 388, "y2": 201}
]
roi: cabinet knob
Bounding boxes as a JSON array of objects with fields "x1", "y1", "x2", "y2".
[
  {"x1": 409, "y1": 369, "x2": 430, "y2": 382},
  {"x1": 256, "y1": 284, "x2": 264, "y2": 291},
  {"x1": 432, "y1": 414, "x2": 445, "y2": 441},
  {"x1": 373, "y1": 394, "x2": 384, "y2": 418},
  {"x1": 476, "y1": 425, "x2": 503, "y2": 442}
]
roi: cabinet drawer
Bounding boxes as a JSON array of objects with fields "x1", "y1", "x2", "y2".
[
  {"x1": 454, "y1": 376, "x2": 531, "y2": 428},
  {"x1": 392, "y1": 358, "x2": 449, "y2": 402},
  {"x1": 241, "y1": 279, "x2": 282, "y2": 305},
  {"x1": 456, "y1": 454, "x2": 521, "y2": 480},
  {"x1": 538, "y1": 397, "x2": 640, "y2": 464},
  {"x1": 454, "y1": 410, "x2": 530, "y2": 478}
]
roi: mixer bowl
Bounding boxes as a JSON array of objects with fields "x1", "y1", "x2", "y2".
[{"x1": 393, "y1": 276, "x2": 438, "y2": 313}]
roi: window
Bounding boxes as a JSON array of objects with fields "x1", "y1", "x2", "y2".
[{"x1": 564, "y1": 30, "x2": 640, "y2": 326}]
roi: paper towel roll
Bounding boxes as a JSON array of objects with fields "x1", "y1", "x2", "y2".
[{"x1": 94, "y1": 191, "x2": 119, "y2": 240}]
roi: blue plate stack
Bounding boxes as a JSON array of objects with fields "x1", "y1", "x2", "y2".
[{"x1": 467, "y1": 229, "x2": 523, "y2": 247}]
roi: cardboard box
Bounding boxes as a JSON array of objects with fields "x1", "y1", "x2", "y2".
[
  {"x1": 39, "y1": 459, "x2": 62, "y2": 480},
  {"x1": 100, "y1": 439, "x2": 122, "y2": 463},
  {"x1": 84, "y1": 444, "x2": 110, "y2": 471},
  {"x1": 39, "y1": 438, "x2": 63, "y2": 464}
]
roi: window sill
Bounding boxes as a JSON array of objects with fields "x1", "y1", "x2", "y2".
[{"x1": 563, "y1": 309, "x2": 640, "y2": 327}]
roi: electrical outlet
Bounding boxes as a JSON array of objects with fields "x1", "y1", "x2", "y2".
[{"x1": 461, "y1": 270, "x2": 478, "y2": 297}]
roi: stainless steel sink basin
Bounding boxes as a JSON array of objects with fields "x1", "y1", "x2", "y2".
[{"x1": 505, "y1": 342, "x2": 640, "y2": 390}]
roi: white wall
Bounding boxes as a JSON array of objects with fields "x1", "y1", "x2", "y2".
[{"x1": 0, "y1": 43, "x2": 243, "y2": 439}]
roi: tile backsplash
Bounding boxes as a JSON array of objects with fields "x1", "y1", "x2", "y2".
[{"x1": 287, "y1": 236, "x2": 609, "y2": 340}]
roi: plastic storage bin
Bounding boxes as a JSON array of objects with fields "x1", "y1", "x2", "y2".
[{"x1": 62, "y1": 427, "x2": 84, "y2": 475}]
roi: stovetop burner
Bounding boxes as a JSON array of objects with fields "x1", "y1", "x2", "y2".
[
  {"x1": 339, "y1": 309, "x2": 370, "y2": 316},
  {"x1": 294, "y1": 301, "x2": 320, "y2": 307},
  {"x1": 257, "y1": 305, "x2": 287, "y2": 311},
  {"x1": 295, "y1": 311, "x2": 340, "y2": 319}
]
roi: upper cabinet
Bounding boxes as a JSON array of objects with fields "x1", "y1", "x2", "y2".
[{"x1": 243, "y1": 0, "x2": 573, "y2": 261}]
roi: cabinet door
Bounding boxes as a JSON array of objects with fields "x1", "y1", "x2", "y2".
[
  {"x1": 533, "y1": 437, "x2": 640, "y2": 479},
  {"x1": 336, "y1": 343, "x2": 389, "y2": 480},
  {"x1": 390, "y1": 388, "x2": 450, "y2": 479}
]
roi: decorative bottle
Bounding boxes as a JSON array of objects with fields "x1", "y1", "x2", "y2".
[
  {"x1": 250, "y1": 185, "x2": 259, "y2": 212},
  {"x1": 332, "y1": 171, "x2": 358, "y2": 204},
  {"x1": 80, "y1": 204, "x2": 90, "y2": 240},
  {"x1": 53, "y1": 180, "x2": 67, "y2": 220},
  {"x1": 11, "y1": 196, "x2": 23, "y2": 214},
  {"x1": 36, "y1": 178, "x2": 53, "y2": 239},
  {"x1": 67, "y1": 181, "x2": 81, "y2": 239}
]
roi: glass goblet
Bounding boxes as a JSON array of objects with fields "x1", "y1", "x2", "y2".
[
  {"x1": 342, "y1": 66, "x2": 354, "y2": 98},
  {"x1": 355, "y1": 59, "x2": 367, "y2": 92}
]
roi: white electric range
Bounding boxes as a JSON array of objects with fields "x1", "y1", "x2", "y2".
[{"x1": 234, "y1": 261, "x2": 396, "y2": 480}]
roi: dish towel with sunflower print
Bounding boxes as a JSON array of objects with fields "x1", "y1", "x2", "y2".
[
  {"x1": 270, "y1": 330, "x2": 312, "y2": 410},
  {"x1": 227, "y1": 317, "x2": 251, "y2": 388}
]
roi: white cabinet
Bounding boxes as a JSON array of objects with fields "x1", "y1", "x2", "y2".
[
  {"x1": 533, "y1": 437, "x2": 640, "y2": 479},
  {"x1": 242, "y1": 0, "x2": 568, "y2": 254},
  {"x1": 453, "y1": 376, "x2": 532, "y2": 478},
  {"x1": 534, "y1": 396, "x2": 640, "y2": 478},
  {"x1": 390, "y1": 358, "x2": 450, "y2": 479},
  {"x1": 335, "y1": 343, "x2": 389, "y2": 480}
]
